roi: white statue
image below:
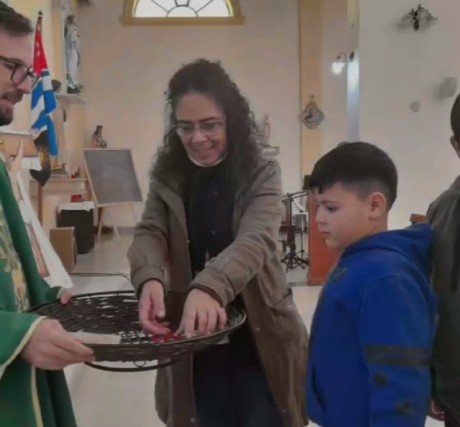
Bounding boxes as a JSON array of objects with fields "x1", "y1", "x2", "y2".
[
  {"x1": 65, "y1": 14, "x2": 83, "y2": 94},
  {"x1": 261, "y1": 113, "x2": 271, "y2": 145}
]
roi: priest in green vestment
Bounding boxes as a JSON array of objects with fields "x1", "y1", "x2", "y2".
[{"x1": 0, "y1": 3, "x2": 94, "y2": 426}]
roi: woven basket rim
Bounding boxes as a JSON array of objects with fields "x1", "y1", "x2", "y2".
[{"x1": 29, "y1": 290, "x2": 246, "y2": 351}]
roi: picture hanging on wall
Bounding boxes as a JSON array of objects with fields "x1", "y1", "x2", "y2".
[{"x1": 301, "y1": 95, "x2": 325, "y2": 130}]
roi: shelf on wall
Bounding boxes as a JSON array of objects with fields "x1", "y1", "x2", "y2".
[
  {"x1": 0, "y1": 129, "x2": 32, "y2": 137},
  {"x1": 56, "y1": 93, "x2": 86, "y2": 106}
]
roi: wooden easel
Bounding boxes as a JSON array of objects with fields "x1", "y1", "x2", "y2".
[
  {"x1": 97, "y1": 206, "x2": 119, "y2": 240},
  {"x1": 96, "y1": 204, "x2": 139, "y2": 240}
]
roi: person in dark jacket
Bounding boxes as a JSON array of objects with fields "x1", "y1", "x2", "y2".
[
  {"x1": 128, "y1": 59, "x2": 308, "y2": 427},
  {"x1": 306, "y1": 141, "x2": 437, "y2": 427},
  {"x1": 427, "y1": 93, "x2": 460, "y2": 427}
]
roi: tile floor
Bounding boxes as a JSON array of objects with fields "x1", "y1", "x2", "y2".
[{"x1": 64, "y1": 230, "x2": 441, "y2": 427}]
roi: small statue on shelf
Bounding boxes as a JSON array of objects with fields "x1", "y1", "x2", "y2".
[
  {"x1": 257, "y1": 113, "x2": 280, "y2": 157},
  {"x1": 261, "y1": 113, "x2": 271, "y2": 146},
  {"x1": 91, "y1": 125, "x2": 107, "y2": 148},
  {"x1": 65, "y1": 14, "x2": 83, "y2": 94},
  {"x1": 256, "y1": 113, "x2": 271, "y2": 146}
]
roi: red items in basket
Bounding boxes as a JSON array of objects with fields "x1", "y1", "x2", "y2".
[{"x1": 152, "y1": 332, "x2": 181, "y2": 343}]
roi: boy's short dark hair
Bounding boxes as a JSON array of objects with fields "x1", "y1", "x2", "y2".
[
  {"x1": 309, "y1": 141, "x2": 398, "y2": 209},
  {"x1": 0, "y1": 1, "x2": 33, "y2": 36},
  {"x1": 451, "y1": 94, "x2": 460, "y2": 141}
]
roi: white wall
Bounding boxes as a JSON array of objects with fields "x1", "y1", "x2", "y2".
[
  {"x1": 77, "y1": 0, "x2": 301, "y2": 226},
  {"x1": 320, "y1": 0, "x2": 353, "y2": 153},
  {"x1": 358, "y1": 0, "x2": 460, "y2": 228}
]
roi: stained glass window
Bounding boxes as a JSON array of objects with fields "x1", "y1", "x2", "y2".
[
  {"x1": 136, "y1": 0, "x2": 232, "y2": 18},
  {"x1": 122, "y1": 0, "x2": 244, "y2": 24}
]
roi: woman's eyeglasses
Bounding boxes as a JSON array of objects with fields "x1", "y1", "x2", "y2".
[{"x1": 174, "y1": 117, "x2": 226, "y2": 139}]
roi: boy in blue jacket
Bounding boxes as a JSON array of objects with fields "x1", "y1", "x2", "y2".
[{"x1": 306, "y1": 141, "x2": 437, "y2": 427}]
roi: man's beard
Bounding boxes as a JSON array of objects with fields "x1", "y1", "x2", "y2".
[{"x1": 0, "y1": 89, "x2": 23, "y2": 126}]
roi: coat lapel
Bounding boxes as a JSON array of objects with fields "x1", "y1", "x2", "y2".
[{"x1": 154, "y1": 177, "x2": 189, "y2": 240}]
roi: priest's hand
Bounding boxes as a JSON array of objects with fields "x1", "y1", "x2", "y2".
[
  {"x1": 59, "y1": 290, "x2": 73, "y2": 305},
  {"x1": 177, "y1": 289, "x2": 227, "y2": 338},
  {"x1": 21, "y1": 319, "x2": 95, "y2": 370}
]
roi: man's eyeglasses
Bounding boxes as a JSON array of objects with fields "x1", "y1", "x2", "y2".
[
  {"x1": 174, "y1": 117, "x2": 226, "y2": 140},
  {"x1": 0, "y1": 56, "x2": 39, "y2": 88}
]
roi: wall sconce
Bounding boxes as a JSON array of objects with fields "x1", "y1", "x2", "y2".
[
  {"x1": 401, "y1": 5, "x2": 437, "y2": 31},
  {"x1": 332, "y1": 51, "x2": 355, "y2": 75}
]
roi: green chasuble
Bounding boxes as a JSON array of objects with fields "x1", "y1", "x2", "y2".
[{"x1": 0, "y1": 160, "x2": 77, "y2": 427}]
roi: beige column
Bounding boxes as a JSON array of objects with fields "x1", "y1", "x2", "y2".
[{"x1": 298, "y1": 0, "x2": 323, "y2": 176}]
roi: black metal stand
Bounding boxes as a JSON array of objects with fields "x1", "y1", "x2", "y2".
[{"x1": 281, "y1": 191, "x2": 309, "y2": 271}]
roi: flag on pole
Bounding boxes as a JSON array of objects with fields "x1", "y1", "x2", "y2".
[{"x1": 30, "y1": 11, "x2": 58, "y2": 187}]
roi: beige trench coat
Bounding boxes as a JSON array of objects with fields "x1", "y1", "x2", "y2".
[{"x1": 128, "y1": 159, "x2": 309, "y2": 427}]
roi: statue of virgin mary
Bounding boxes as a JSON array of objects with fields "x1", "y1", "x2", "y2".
[{"x1": 64, "y1": 14, "x2": 83, "y2": 94}]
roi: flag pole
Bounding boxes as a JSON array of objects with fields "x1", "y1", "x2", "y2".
[
  {"x1": 38, "y1": 184, "x2": 43, "y2": 224},
  {"x1": 36, "y1": 10, "x2": 44, "y2": 226}
]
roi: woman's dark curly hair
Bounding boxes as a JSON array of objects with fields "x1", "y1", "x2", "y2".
[{"x1": 152, "y1": 59, "x2": 262, "y2": 189}]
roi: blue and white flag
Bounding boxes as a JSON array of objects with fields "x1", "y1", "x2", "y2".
[{"x1": 30, "y1": 11, "x2": 58, "y2": 186}]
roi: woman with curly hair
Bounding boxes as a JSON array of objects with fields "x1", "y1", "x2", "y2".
[{"x1": 128, "y1": 59, "x2": 308, "y2": 427}]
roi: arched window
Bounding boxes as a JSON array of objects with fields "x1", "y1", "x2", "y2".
[{"x1": 122, "y1": 0, "x2": 244, "y2": 25}]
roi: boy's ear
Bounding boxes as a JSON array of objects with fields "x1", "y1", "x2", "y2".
[{"x1": 368, "y1": 192, "x2": 387, "y2": 217}]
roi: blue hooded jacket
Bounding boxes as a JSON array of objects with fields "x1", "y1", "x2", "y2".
[{"x1": 306, "y1": 224, "x2": 437, "y2": 427}]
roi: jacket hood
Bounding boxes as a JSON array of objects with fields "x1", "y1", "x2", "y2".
[{"x1": 343, "y1": 223, "x2": 433, "y2": 279}]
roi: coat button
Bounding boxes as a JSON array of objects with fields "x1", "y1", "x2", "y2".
[
  {"x1": 190, "y1": 417, "x2": 196, "y2": 423},
  {"x1": 255, "y1": 327, "x2": 261, "y2": 333}
]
